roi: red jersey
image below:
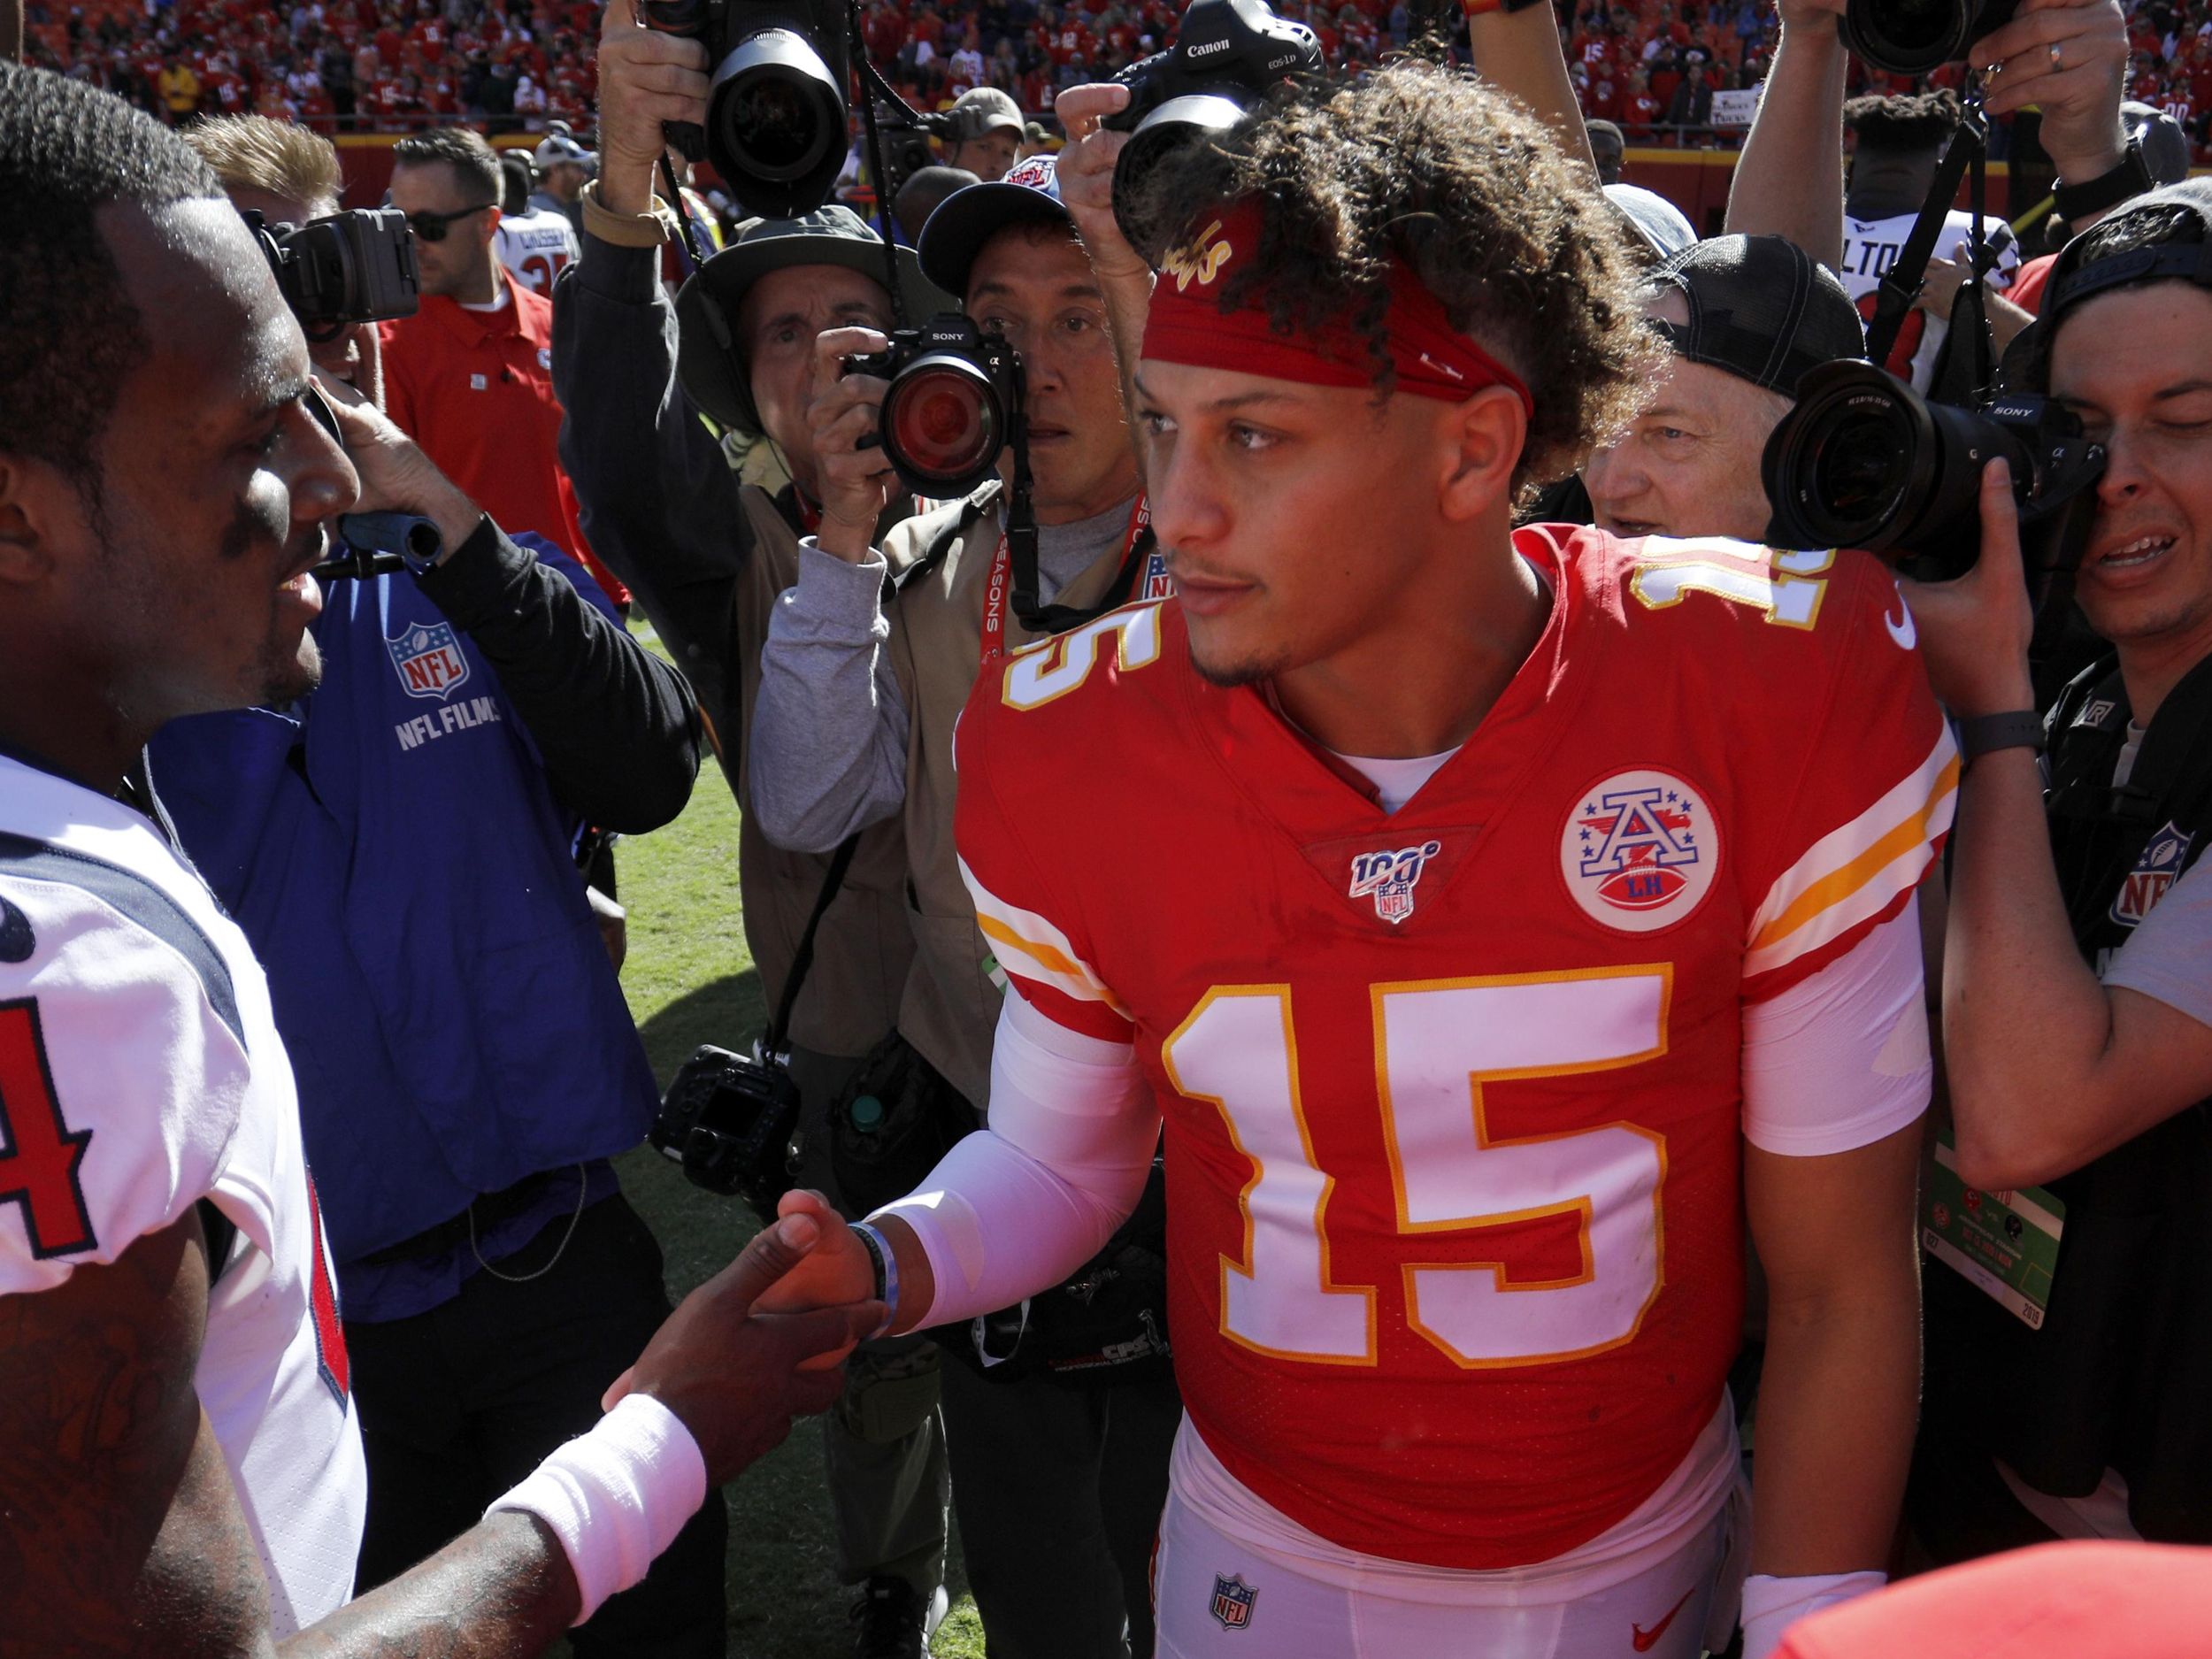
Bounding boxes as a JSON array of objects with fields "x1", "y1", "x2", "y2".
[
  {"x1": 954, "y1": 528, "x2": 1955, "y2": 1569},
  {"x1": 378, "y1": 280, "x2": 627, "y2": 608}
]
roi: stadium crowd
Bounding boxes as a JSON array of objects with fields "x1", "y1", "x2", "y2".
[
  {"x1": 39, "y1": 0, "x2": 2212, "y2": 154},
  {"x1": 7, "y1": 0, "x2": 2212, "y2": 1655}
]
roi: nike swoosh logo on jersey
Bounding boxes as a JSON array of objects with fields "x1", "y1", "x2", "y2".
[
  {"x1": 1632, "y1": 1586, "x2": 1697, "y2": 1653},
  {"x1": 1886, "y1": 593, "x2": 1916, "y2": 650}
]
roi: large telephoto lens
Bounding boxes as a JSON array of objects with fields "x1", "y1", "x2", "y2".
[
  {"x1": 882, "y1": 356, "x2": 1006, "y2": 497},
  {"x1": 704, "y1": 27, "x2": 845, "y2": 217},
  {"x1": 1843, "y1": 0, "x2": 2016, "y2": 76},
  {"x1": 1763, "y1": 361, "x2": 2031, "y2": 577}
]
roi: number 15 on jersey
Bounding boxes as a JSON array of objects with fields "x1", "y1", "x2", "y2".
[{"x1": 1162, "y1": 967, "x2": 1671, "y2": 1371}]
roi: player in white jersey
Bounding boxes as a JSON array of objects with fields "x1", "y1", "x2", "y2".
[
  {"x1": 1839, "y1": 89, "x2": 2020, "y2": 392},
  {"x1": 496, "y1": 151, "x2": 581, "y2": 296},
  {"x1": 0, "y1": 65, "x2": 877, "y2": 1655}
]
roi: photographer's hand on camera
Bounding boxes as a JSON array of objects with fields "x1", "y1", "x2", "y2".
[
  {"x1": 1897, "y1": 457, "x2": 2040, "y2": 718},
  {"x1": 1054, "y1": 86, "x2": 1148, "y2": 285},
  {"x1": 807, "y1": 326, "x2": 901, "y2": 563},
  {"x1": 317, "y1": 373, "x2": 483, "y2": 557},
  {"x1": 1973, "y1": 0, "x2": 2127, "y2": 188},
  {"x1": 597, "y1": 0, "x2": 710, "y2": 219}
]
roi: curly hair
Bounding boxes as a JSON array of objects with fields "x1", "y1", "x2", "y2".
[
  {"x1": 1123, "y1": 60, "x2": 1659, "y2": 503},
  {"x1": 1844, "y1": 88, "x2": 1961, "y2": 157}
]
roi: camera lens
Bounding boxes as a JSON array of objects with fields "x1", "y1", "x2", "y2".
[
  {"x1": 884, "y1": 360, "x2": 1002, "y2": 490},
  {"x1": 704, "y1": 27, "x2": 846, "y2": 217},
  {"x1": 730, "y1": 75, "x2": 819, "y2": 174},
  {"x1": 1810, "y1": 410, "x2": 1909, "y2": 527},
  {"x1": 1843, "y1": 0, "x2": 2014, "y2": 76}
]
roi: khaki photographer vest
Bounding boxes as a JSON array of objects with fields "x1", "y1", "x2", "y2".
[
  {"x1": 728, "y1": 485, "x2": 914, "y2": 1061},
  {"x1": 881, "y1": 487, "x2": 1138, "y2": 1110}
]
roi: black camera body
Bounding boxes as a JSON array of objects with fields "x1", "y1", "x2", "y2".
[
  {"x1": 1762, "y1": 360, "x2": 2106, "y2": 584},
  {"x1": 1843, "y1": 0, "x2": 2016, "y2": 76},
  {"x1": 248, "y1": 208, "x2": 419, "y2": 339},
  {"x1": 846, "y1": 312, "x2": 1025, "y2": 499},
  {"x1": 1101, "y1": 0, "x2": 1321, "y2": 239},
  {"x1": 649, "y1": 1041, "x2": 802, "y2": 1225},
  {"x1": 643, "y1": 0, "x2": 849, "y2": 218}
]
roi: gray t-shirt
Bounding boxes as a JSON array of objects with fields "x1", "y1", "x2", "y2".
[{"x1": 2104, "y1": 855, "x2": 2212, "y2": 1029}]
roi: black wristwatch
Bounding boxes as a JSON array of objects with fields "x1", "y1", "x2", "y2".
[
  {"x1": 1956, "y1": 710, "x2": 2047, "y2": 764},
  {"x1": 2053, "y1": 134, "x2": 2154, "y2": 225}
]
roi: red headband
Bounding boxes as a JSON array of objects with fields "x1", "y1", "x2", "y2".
[{"x1": 1142, "y1": 201, "x2": 1534, "y2": 416}]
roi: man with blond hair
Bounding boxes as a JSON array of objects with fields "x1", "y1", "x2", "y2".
[{"x1": 184, "y1": 114, "x2": 382, "y2": 404}]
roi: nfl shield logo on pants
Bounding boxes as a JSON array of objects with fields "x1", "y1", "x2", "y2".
[{"x1": 1210, "y1": 1573, "x2": 1256, "y2": 1630}]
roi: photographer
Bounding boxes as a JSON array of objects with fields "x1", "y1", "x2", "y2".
[
  {"x1": 1901, "y1": 180, "x2": 2212, "y2": 1559},
  {"x1": 552, "y1": 5, "x2": 959, "y2": 1653},
  {"x1": 144, "y1": 111, "x2": 737, "y2": 1657},
  {"x1": 1581, "y1": 234, "x2": 1867, "y2": 541},
  {"x1": 1893, "y1": 188, "x2": 2212, "y2": 1566},
  {"x1": 748, "y1": 156, "x2": 1178, "y2": 1659},
  {"x1": 0, "y1": 64, "x2": 876, "y2": 1657},
  {"x1": 938, "y1": 86, "x2": 1025, "y2": 182}
]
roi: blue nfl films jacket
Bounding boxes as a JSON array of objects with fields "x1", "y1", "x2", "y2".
[{"x1": 150, "y1": 534, "x2": 658, "y2": 1279}]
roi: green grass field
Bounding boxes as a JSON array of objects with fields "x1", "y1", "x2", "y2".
[{"x1": 612, "y1": 619, "x2": 985, "y2": 1657}]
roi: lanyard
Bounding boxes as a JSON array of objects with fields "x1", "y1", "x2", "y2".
[{"x1": 979, "y1": 496, "x2": 1151, "y2": 667}]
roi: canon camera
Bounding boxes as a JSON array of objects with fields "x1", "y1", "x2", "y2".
[
  {"x1": 1843, "y1": 0, "x2": 2016, "y2": 76},
  {"x1": 643, "y1": 0, "x2": 849, "y2": 217},
  {"x1": 846, "y1": 313, "x2": 1025, "y2": 499},
  {"x1": 1102, "y1": 0, "x2": 1321, "y2": 238},
  {"x1": 1762, "y1": 360, "x2": 2105, "y2": 583},
  {"x1": 246, "y1": 208, "x2": 419, "y2": 340},
  {"x1": 648, "y1": 1041, "x2": 802, "y2": 1225}
]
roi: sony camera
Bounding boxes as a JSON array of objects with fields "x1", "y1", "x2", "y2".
[
  {"x1": 846, "y1": 313, "x2": 1025, "y2": 499},
  {"x1": 1762, "y1": 360, "x2": 2105, "y2": 583},
  {"x1": 642, "y1": 0, "x2": 849, "y2": 218},
  {"x1": 648, "y1": 1041, "x2": 802, "y2": 1225},
  {"x1": 246, "y1": 208, "x2": 419, "y2": 340},
  {"x1": 1843, "y1": 0, "x2": 2016, "y2": 76},
  {"x1": 1102, "y1": 0, "x2": 1322, "y2": 237}
]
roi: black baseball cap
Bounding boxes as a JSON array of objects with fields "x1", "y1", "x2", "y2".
[
  {"x1": 675, "y1": 205, "x2": 953, "y2": 435},
  {"x1": 917, "y1": 152, "x2": 1073, "y2": 297},
  {"x1": 1648, "y1": 234, "x2": 1866, "y2": 396}
]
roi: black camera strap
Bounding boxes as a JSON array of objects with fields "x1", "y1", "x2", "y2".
[
  {"x1": 1863, "y1": 94, "x2": 1991, "y2": 374},
  {"x1": 762, "y1": 832, "x2": 862, "y2": 1063}
]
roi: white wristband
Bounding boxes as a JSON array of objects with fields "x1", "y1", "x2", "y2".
[
  {"x1": 1740, "y1": 1570, "x2": 1888, "y2": 1659},
  {"x1": 487, "y1": 1392, "x2": 710, "y2": 1624}
]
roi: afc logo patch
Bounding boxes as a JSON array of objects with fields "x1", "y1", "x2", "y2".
[
  {"x1": 1349, "y1": 840, "x2": 1441, "y2": 926},
  {"x1": 387, "y1": 620, "x2": 472, "y2": 702},
  {"x1": 1210, "y1": 1573, "x2": 1256, "y2": 1630},
  {"x1": 1560, "y1": 769, "x2": 1717, "y2": 933},
  {"x1": 2110, "y1": 821, "x2": 2194, "y2": 928}
]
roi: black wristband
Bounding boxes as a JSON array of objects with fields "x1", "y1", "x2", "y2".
[
  {"x1": 849, "y1": 1222, "x2": 889, "y2": 1302},
  {"x1": 1956, "y1": 710, "x2": 2046, "y2": 763},
  {"x1": 2053, "y1": 134, "x2": 2154, "y2": 225}
]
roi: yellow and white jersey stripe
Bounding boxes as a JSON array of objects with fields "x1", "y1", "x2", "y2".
[
  {"x1": 1744, "y1": 728, "x2": 1960, "y2": 987},
  {"x1": 960, "y1": 853, "x2": 1133, "y2": 1030}
]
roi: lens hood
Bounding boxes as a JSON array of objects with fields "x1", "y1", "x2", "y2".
[{"x1": 706, "y1": 27, "x2": 845, "y2": 217}]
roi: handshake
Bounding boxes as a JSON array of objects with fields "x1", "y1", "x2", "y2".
[{"x1": 602, "y1": 1194, "x2": 910, "y2": 1487}]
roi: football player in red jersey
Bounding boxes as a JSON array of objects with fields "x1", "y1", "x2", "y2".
[{"x1": 753, "y1": 62, "x2": 1954, "y2": 1659}]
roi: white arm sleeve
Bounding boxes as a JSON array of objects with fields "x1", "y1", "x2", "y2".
[
  {"x1": 1742, "y1": 904, "x2": 1932, "y2": 1156},
  {"x1": 870, "y1": 988, "x2": 1158, "y2": 1328}
]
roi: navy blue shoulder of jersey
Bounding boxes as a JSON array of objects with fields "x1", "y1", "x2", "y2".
[{"x1": 0, "y1": 833, "x2": 243, "y2": 1049}]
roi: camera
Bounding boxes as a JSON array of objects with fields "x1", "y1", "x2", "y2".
[
  {"x1": 642, "y1": 0, "x2": 849, "y2": 219},
  {"x1": 1762, "y1": 360, "x2": 2105, "y2": 582},
  {"x1": 648, "y1": 1041, "x2": 802, "y2": 1224},
  {"x1": 846, "y1": 313, "x2": 1025, "y2": 499},
  {"x1": 1843, "y1": 0, "x2": 2016, "y2": 77},
  {"x1": 246, "y1": 209, "x2": 419, "y2": 340},
  {"x1": 1102, "y1": 0, "x2": 1322, "y2": 238}
]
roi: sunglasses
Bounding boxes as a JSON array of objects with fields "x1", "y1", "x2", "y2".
[{"x1": 402, "y1": 203, "x2": 495, "y2": 243}]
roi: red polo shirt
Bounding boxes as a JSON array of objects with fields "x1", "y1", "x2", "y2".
[{"x1": 378, "y1": 277, "x2": 628, "y2": 607}]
